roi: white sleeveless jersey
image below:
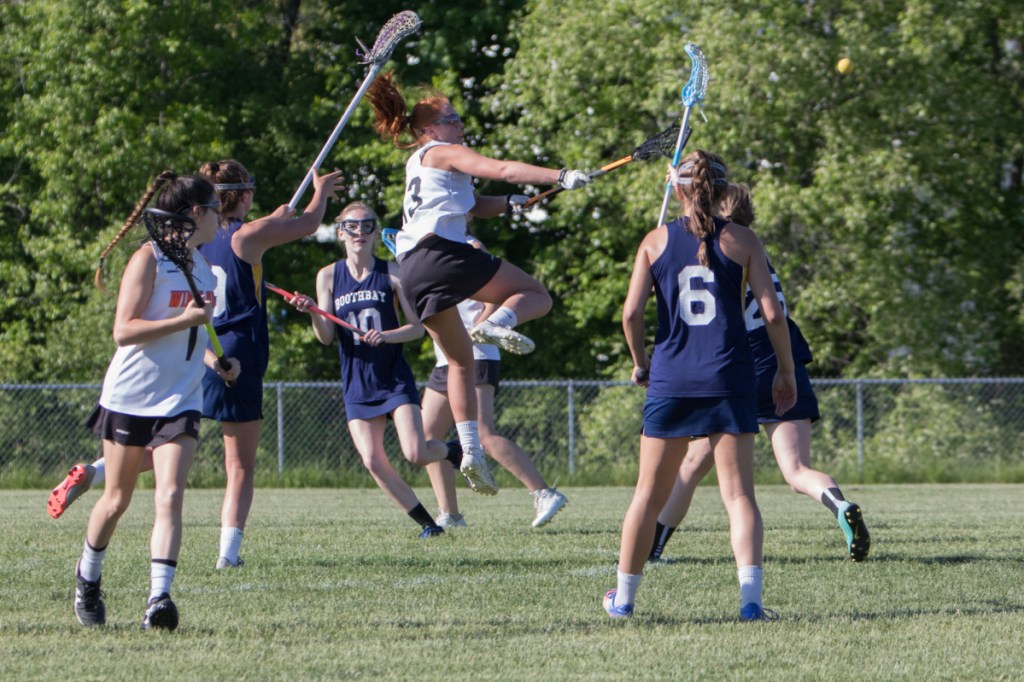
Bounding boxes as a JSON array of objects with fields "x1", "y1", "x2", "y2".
[
  {"x1": 433, "y1": 298, "x2": 500, "y2": 367},
  {"x1": 99, "y1": 243, "x2": 215, "y2": 416},
  {"x1": 398, "y1": 140, "x2": 477, "y2": 256}
]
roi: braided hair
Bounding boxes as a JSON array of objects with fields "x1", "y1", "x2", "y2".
[
  {"x1": 94, "y1": 172, "x2": 217, "y2": 290},
  {"x1": 675, "y1": 150, "x2": 729, "y2": 267}
]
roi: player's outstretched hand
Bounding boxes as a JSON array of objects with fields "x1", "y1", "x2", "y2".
[{"x1": 558, "y1": 169, "x2": 591, "y2": 191}]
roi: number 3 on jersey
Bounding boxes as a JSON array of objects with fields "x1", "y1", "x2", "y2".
[
  {"x1": 405, "y1": 177, "x2": 423, "y2": 220},
  {"x1": 677, "y1": 265, "x2": 716, "y2": 325}
]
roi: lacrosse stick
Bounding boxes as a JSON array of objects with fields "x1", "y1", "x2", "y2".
[
  {"x1": 656, "y1": 42, "x2": 709, "y2": 227},
  {"x1": 288, "y1": 10, "x2": 422, "y2": 209},
  {"x1": 522, "y1": 126, "x2": 685, "y2": 210},
  {"x1": 381, "y1": 228, "x2": 399, "y2": 257},
  {"x1": 264, "y1": 281, "x2": 366, "y2": 338},
  {"x1": 141, "y1": 208, "x2": 234, "y2": 383}
]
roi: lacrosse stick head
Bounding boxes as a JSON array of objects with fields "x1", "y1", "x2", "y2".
[
  {"x1": 681, "y1": 42, "x2": 709, "y2": 108},
  {"x1": 381, "y1": 227, "x2": 399, "y2": 257},
  {"x1": 142, "y1": 208, "x2": 196, "y2": 272},
  {"x1": 357, "y1": 11, "x2": 422, "y2": 65},
  {"x1": 633, "y1": 126, "x2": 681, "y2": 162}
]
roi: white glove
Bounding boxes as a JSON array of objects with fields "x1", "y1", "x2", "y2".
[
  {"x1": 506, "y1": 194, "x2": 529, "y2": 216},
  {"x1": 558, "y1": 169, "x2": 591, "y2": 191}
]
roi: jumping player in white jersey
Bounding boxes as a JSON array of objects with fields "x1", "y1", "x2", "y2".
[
  {"x1": 71, "y1": 171, "x2": 239, "y2": 631},
  {"x1": 367, "y1": 72, "x2": 591, "y2": 498},
  {"x1": 421, "y1": 236, "x2": 567, "y2": 529}
]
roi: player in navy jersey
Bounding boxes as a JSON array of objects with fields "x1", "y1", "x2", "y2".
[
  {"x1": 604, "y1": 151, "x2": 797, "y2": 622},
  {"x1": 367, "y1": 72, "x2": 591, "y2": 498},
  {"x1": 288, "y1": 202, "x2": 458, "y2": 538},
  {"x1": 649, "y1": 184, "x2": 870, "y2": 563},
  {"x1": 71, "y1": 172, "x2": 239, "y2": 630},
  {"x1": 198, "y1": 159, "x2": 343, "y2": 568}
]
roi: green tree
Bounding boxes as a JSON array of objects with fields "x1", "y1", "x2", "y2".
[{"x1": 488, "y1": 0, "x2": 1024, "y2": 378}]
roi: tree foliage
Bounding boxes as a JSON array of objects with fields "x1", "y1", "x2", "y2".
[{"x1": 2, "y1": 0, "x2": 1022, "y2": 385}]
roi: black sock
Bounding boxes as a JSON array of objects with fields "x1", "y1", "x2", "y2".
[
  {"x1": 649, "y1": 521, "x2": 676, "y2": 560},
  {"x1": 820, "y1": 487, "x2": 846, "y2": 517},
  {"x1": 407, "y1": 503, "x2": 436, "y2": 529},
  {"x1": 445, "y1": 440, "x2": 463, "y2": 469}
]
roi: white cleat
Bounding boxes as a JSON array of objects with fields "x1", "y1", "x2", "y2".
[
  {"x1": 435, "y1": 511, "x2": 468, "y2": 529},
  {"x1": 470, "y1": 321, "x2": 536, "y2": 355},
  {"x1": 460, "y1": 446, "x2": 499, "y2": 495},
  {"x1": 531, "y1": 488, "x2": 568, "y2": 528}
]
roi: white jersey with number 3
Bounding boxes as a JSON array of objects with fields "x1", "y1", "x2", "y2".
[{"x1": 398, "y1": 140, "x2": 476, "y2": 256}]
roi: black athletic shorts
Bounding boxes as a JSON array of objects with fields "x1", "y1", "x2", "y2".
[
  {"x1": 398, "y1": 234, "x2": 502, "y2": 319},
  {"x1": 87, "y1": 405, "x2": 201, "y2": 448},
  {"x1": 425, "y1": 359, "x2": 501, "y2": 394}
]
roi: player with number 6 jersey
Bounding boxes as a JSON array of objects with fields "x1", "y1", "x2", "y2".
[{"x1": 606, "y1": 150, "x2": 797, "y2": 623}]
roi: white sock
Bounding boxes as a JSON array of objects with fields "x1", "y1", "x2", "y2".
[
  {"x1": 91, "y1": 458, "x2": 106, "y2": 485},
  {"x1": 615, "y1": 567, "x2": 643, "y2": 607},
  {"x1": 486, "y1": 306, "x2": 518, "y2": 329},
  {"x1": 219, "y1": 527, "x2": 244, "y2": 563},
  {"x1": 455, "y1": 421, "x2": 481, "y2": 454},
  {"x1": 79, "y1": 540, "x2": 105, "y2": 582},
  {"x1": 738, "y1": 565, "x2": 763, "y2": 608},
  {"x1": 149, "y1": 560, "x2": 177, "y2": 601}
]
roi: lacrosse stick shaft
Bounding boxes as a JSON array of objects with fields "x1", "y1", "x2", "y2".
[
  {"x1": 656, "y1": 111, "x2": 695, "y2": 227},
  {"x1": 288, "y1": 63, "x2": 385, "y2": 210},
  {"x1": 178, "y1": 273, "x2": 234, "y2": 382},
  {"x1": 264, "y1": 282, "x2": 365, "y2": 337},
  {"x1": 521, "y1": 156, "x2": 634, "y2": 209}
]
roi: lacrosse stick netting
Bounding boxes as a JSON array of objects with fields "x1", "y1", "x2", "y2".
[
  {"x1": 289, "y1": 11, "x2": 423, "y2": 209},
  {"x1": 656, "y1": 42, "x2": 709, "y2": 227}
]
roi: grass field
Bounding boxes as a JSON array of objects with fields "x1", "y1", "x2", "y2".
[{"x1": 2, "y1": 484, "x2": 1022, "y2": 680}]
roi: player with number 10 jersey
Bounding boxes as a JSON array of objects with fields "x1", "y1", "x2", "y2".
[{"x1": 331, "y1": 257, "x2": 419, "y2": 415}]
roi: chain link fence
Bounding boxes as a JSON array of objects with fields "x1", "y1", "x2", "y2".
[{"x1": 3, "y1": 378, "x2": 1024, "y2": 487}]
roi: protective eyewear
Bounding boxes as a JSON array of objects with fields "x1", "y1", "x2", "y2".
[
  {"x1": 433, "y1": 112, "x2": 462, "y2": 126},
  {"x1": 337, "y1": 218, "x2": 378, "y2": 235}
]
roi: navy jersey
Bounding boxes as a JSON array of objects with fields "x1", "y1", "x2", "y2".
[
  {"x1": 648, "y1": 217, "x2": 755, "y2": 398},
  {"x1": 332, "y1": 258, "x2": 417, "y2": 407},
  {"x1": 742, "y1": 260, "x2": 813, "y2": 372},
  {"x1": 198, "y1": 217, "x2": 270, "y2": 377}
]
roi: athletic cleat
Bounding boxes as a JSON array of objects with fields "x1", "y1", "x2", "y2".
[
  {"x1": 74, "y1": 563, "x2": 106, "y2": 627},
  {"x1": 602, "y1": 589, "x2": 634, "y2": 618},
  {"x1": 739, "y1": 602, "x2": 780, "y2": 622},
  {"x1": 141, "y1": 593, "x2": 179, "y2": 631},
  {"x1": 460, "y1": 446, "x2": 499, "y2": 495},
  {"x1": 418, "y1": 524, "x2": 445, "y2": 538},
  {"x1": 49, "y1": 464, "x2": 96, "y2": 519},
  {"x1": 215, "y1": 556, "x2": 245, "y2": 570},
  {"x1": 469, "y1": 320, "x2": 536, "y2": 355},
  {"x1": 837, "y1": 501, "x2": 871, "y2": 561},
  {"x1": 435, "y1": 511, "x2": 467, "y2": 529},
  {"x1": 531, "y1": 488, "x2": 567, "y2": 528}
]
